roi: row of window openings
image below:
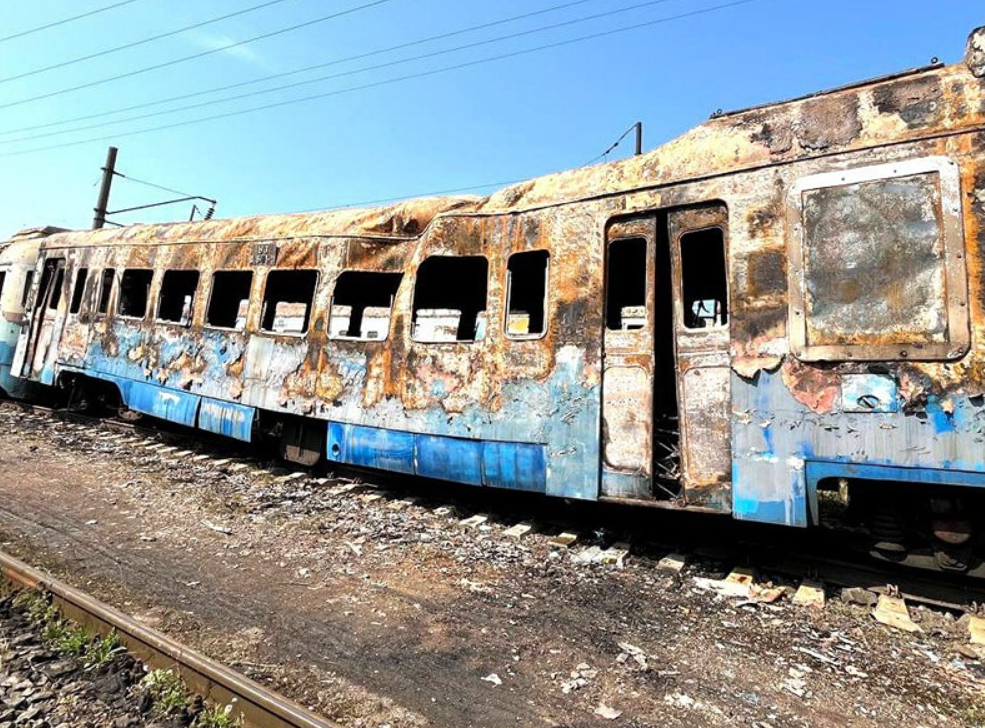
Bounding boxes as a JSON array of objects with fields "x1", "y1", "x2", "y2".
[{"x1": 49, "y1": 250, "x2": 551, "y2": 342}]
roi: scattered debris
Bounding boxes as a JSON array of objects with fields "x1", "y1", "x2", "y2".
[
  {"x1": 550, "y1": 532, "x2": 579, "y2": 548},
  {"x1": 503, "y1": 522, "x2": 533, "y2": 539},
  {"x1": 594, "y1": 703, "x2": 622, "y2": 720},
  {"x1": 792, "y1": 580, "x2": 826, "y2": 608},
  {"x1": 968, "y1": 615, "x2": 985, "y2": 646},
  {"x1": 656, "y1": 553, "x2": 687, "y2": 573},
  {"x1": 872, "y1": 595, "x2": 923, "y2": 634},
  {"x1": 481, "y1": 673, "x2": 502, "y2": 686},
  {"x1": 202, "y1": 519, "x2": 233, "y2": 535}
]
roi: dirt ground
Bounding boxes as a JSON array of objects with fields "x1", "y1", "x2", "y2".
[{"x1": 0, "y1": 408, "x2": 983, "y2": 728}]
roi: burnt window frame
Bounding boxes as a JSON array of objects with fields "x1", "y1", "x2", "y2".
[
  {"x1": 787, "y1": 156, "x2": 968, "y2": 363},
  {"x1": 156, "y1": 269, "x2": 200, "y2": 326},
  {"x1": 410, "y1": 254, "x2": 490, "y2": 344},
  {"x1": 678, "y1": 225, "x2": 729, "y2": 332},
  {"x1": 503, "y1": 249, "x2": 550, "y2": 341},
  {"x1": 117, "y1": 268, "x2": 155, "y2": 320},
  {"x1": 259, "y1": 268, "x2": 319, "y2": 336},
  {"x1": 327, "y1": 270, "x2": 403, "y2": 342},
  {"x1": 205, "y1": 270, "x2": 254, "y2": 332},
  {"x1": 604, "y1": 236, "x2": 649, "y2": 332},
  {"x1": 96, "y1": 268, "x2": 115, "y2": 315},
  {"x1": 21, "y1": 270, "x2": 34, "y2": 309},
  {"x1": 47, "y1": 265, "x2": 65, "y2": 312},
  {"x1": 69, "y1": 267, "x2": 89, "y2": 315}
]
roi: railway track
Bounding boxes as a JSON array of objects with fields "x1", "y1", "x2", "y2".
[
  {"x1": 0, "y1": 548, "x2": 337, "y2": 728},
  {"x1": 5, "y1": 398, "x2": 985, "y2": 616}
]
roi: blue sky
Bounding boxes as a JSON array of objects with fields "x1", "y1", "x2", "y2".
[{"x1": 0, "y1": 0, "x2": 980, "y2": 234}]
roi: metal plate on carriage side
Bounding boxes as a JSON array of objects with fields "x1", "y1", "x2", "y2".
[{"x1": 252, "y1": 242, "x2": 278, "y2": 266}]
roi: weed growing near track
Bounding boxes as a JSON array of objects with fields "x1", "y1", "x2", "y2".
[
  {"x1": 140, "y1": 668, "x2": 189, "y2": 719},
  {"x1": 194, "y1": 700, "x2": 245, "y2": 728}
]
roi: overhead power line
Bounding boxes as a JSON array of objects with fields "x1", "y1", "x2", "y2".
[
  {"x1": 0, "y1": 0, "x2": 762, "y2": 159},
  {"x1": 0, "y1": 0, "x2": 147, "y2": 44},
  {"x1": 0, "y1": 0, "x2": 687, "y2": 145},
  {"x1": 0, "y1": 0, "x2": 400, "y2": 111},
  {"x1": 0, "y1": 0, "x2": 603, "y2": 138},
  {"x1": 0, "y1": 0, "x2": 299, "y2": 85}
]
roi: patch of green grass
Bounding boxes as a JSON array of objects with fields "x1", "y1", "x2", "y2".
[
  {"x1": 13, "y1": 589, "x2": 56, "y2": 625},
  {"x1": 52, "y1": 624, "x2": 95, "y2": 657},
  {"x1": 193, "y1": 701, "x2": 244, "y2": 728},
  {"x1": 84, "y1": 630, "x2": 125, "y2": 669},
  {"x1": 141, "y1": 669, "x2": 190, "y2": 719}
]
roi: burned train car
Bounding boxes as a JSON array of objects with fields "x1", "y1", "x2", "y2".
[
  {"x1": 9, "y1": 27, "x2": 985, "y2": 573},
  {"x1": 0, "y1": 228, "x2": 59, "y2": 397}
]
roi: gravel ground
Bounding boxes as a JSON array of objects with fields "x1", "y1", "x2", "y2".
[
  {"x1": 0, "y1": 589, "x2": 168, "y2": 728},
  {"x1": 0, "y1": 407, "x2": 984, "y2": 727}
]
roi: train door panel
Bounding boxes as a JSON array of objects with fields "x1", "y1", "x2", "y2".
[
  {"x1": 600, "y1": 218, "x2": 656, "y2": 499},
  {"x1": 16, "y1": 257, "x2": 66, "y2": 384},
  {"x1": 667, "y1": 205, "x2": 732, "y2": 506}
]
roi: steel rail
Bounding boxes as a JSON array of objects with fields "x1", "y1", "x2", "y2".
[{"x1": 0, "y1": 550, "x2": 338, "y2": 728}]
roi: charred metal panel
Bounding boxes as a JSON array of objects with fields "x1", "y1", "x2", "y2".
[
  {"x1": 601, "y1": 218, "x2": 656, "y2": 497},
  {"x1": 788, "y1": 157, "x2": 969, "y2": 361},
  {"x1": 198, "y1": 398, "x2": 254, "y2": 442},
  {"x1": 967, "y1": 26, "x2": 985, "y2": 78},
  {"x1": 667, "y1": 206, "x2": 732, "y2": 506}
]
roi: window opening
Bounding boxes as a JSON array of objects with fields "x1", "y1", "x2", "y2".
[
  {"x1": 411, "y1": 256, "x2": 489, "y2": 342},
  {"x1": 328, "y1": 271, "x2": 403, "y2": 341},
  {"x1": 0, "y1": 271, "x2": 6, "y2": 301},
  {"x1": 21, "y1": 271, "x2": 33, "y2": 308},
  {"x1": 118, "y1": 269, "x2": 153, "y2": 318},
  {"x1": 605, "y1": 238, "x2": 647, "y2": 331},
  {"x1": 157, "y1": 270, "x2": 199, "y2": 324},
  {"x1": 505, "y1": 250, "x2": 549, "y2": 338},
  {"x1": 47, "y1": 267, "x2": 65, "y2": 311},
  {"x1": 260, "y1": 269, "x2": 317, "y2": 334},
  {"x1": 679, "y1": 228, "x2": 728, "y2": 329},
  {"x1": 206, "y1": 271, "x2": 253, "y2": 329},
  {"x1": 69, "y1": 268, "x2": 88, "y2": 314},
  {"x1": 97, "y1": 269, "x2": 115, "y2": 314}
]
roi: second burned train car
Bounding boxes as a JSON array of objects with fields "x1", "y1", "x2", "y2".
[{"x1": 7, "y1": 26, "x2": 985, "y2": 573}]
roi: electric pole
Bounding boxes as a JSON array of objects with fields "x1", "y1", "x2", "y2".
[{"x1": 92, "y1": 146, "x2": 118, "y2": 229}]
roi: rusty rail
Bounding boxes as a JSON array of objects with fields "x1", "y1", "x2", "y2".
[{"x1": 0, "y1": 550, "x2": 338, "y2": 728}]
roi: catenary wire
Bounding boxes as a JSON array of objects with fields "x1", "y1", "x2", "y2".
[
  {"x1": 0, "y1": 0, "x2": 763, "y2": 159},
  {"x1": 0, "y1": 0, "x2": 299, "y2": 85},
  {"x1": 0, "y1": 0, "x2": 604, "y2": 137},
  {"x1": 586, "y1": 123, "x2": 641, "y2": 165},
  {"x1": 0, "y1": 0, "x2": 400, "y2": 111},
  {"x1": 116, "y1": 173, "x2": 198, "y2": 199},
  {"x1": 0, "y1": 0, "x2": 147, "y2": 44},
  {"x1": 0, "y1": 0, "x2": 691, "y2": 145}
]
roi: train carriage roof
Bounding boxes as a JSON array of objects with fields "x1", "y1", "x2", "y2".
[{"x1": 31, "y1": 25, "x2": 985, "y2": 249}]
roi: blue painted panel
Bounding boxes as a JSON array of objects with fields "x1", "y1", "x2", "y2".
[
  {"x1": 126, "y1": 381, "x2": 200, "y2": 427},
  {"x1": 417, "y1": 434, "x2": 483, "y2": 485},
  {"x1": 328, "y1": 422, "x2": 416, "y2": 475},
  {"x1": 198, "y1": 398, "x2": 254, "y2": 442},
  {"x1": 483, "y1": 441, "x2": 547, "y2": 493},
  {"x1": 326, "y1": 422, "x2": 548, "y2": 493},
  {"x1": 731, "y1": 456, "x2": 808, "y2": 527},
  {"x1": 806, "y1": 460, "x2": 985, "y2": 490}
]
